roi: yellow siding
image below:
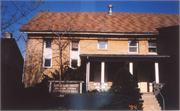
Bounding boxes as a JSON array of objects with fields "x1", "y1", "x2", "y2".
[
  {"x1": 24, "y1": 38, "x2": 70, "y2": 87},
  {"x1": 139, "y1": 41, "x2": 148, "y2": 54},
  {"x1": 80, "y1": 40, "x2": 129, "y2": 54},
  {"x1": 24, "y1": 38, "x2": 44, "y2": 87}
]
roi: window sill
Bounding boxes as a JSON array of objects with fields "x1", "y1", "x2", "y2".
[
  {"x1": 128, "y1": 52, "x2": 139, "y2": 54},
  {"x1": 148, "y1": 53, "x2": 157, "y2": 55},
  {"x1": 41, "y1": 67, "x2": 52, "y2": 69},
  {"x1": 98, "y1": 49, "x2": 108, "y2": 51}
]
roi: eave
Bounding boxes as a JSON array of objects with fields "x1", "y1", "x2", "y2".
[{"x1": 21, "y1": 30, "x2": 159, "y2": 38}]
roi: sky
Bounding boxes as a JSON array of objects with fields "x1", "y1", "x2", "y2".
[{"x1": 1, "y1": 0, "x2": 179, "y2": 57}]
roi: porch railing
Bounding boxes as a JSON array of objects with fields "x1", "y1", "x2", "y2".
[
  {"x1": 153, "y1": 81, "x2": 165, "y2": 110},
  {"x1": 88, "y1": 82, "x2": 113, "y2": 91}
]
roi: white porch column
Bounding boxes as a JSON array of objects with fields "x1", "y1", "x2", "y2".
[
  {"x1": 80, "y1": 82, "x2": 82, "y2": 93},
  {"x1": 101, "y1": 62, "x2": 105, "y2": 83},
  {"x1": 86, "y1": 62, "x2": 90, "y2": 91},
  {"x1": 129, "y1": 62, "x2": 133, "y2": 75},
  {"x1": 155, "y1": 62, "x2": 159, "y2": 83}
]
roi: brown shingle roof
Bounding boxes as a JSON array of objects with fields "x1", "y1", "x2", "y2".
[{"x1": 19, "y1": 12, "x2": 179, "y2": 33}]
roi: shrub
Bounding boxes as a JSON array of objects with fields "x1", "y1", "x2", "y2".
[
  {"x1": 61, "y1": 66, "x2": 85, "y2": 81},
  {"x1": 107, "y1": 67, "x2": 143, "y2": 110}
]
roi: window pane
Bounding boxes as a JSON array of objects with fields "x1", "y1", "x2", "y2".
[
  {"x1": 72, "y1": 41, "x2": 79, "y2": 50},
  {"x1": 71, "y1": 60, "x2": 77, "y2": 68},
  {"x1": 46, "y1": 40, "x2": 51, "y2": 48},
  {"x1": 149, "y1": 48, "x2": 156, "y2": 52},
  {"x1": 149, "y1": 42, "x2": 156, "y2": 46},
  {"x1": 99, "y1": 44, "x2": 106, "y2": 49},
  {"x1": 44, "y1": 59, "x2": 51, "y2": 67},
  {"x1": 99, "y1": 41, "x2": 106, "y2": 49},
  {"x1": 129, "y1": 41, "x2": 137, "y2": 46},
  {"x1": 129, "y1": 47, "x2": 137, "y2": 52}
]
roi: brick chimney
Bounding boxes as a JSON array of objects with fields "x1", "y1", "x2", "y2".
[
  {"x1": 108, "y1": 4, "x2": 113, "y2": 15},
  {"x1": 4, "y1": 32, "x2": 12, "y2": 38}
]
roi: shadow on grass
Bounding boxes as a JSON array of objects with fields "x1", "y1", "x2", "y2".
[{"x1": 49, "y1": 91, "x2": 143, "y2": 110}]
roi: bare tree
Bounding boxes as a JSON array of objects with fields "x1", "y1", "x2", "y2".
[
  {"x1": 22, "y1": 4, "x2": 88, "y2": 87},
  {"x1": 1, "y1": 1, "x2": 44, "y2": 38},
  {"x1": 44, "y1": 4, "x2": 86, "y2": 81}
]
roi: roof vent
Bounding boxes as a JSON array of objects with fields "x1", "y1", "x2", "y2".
[
  {"x1": 4, "y1": 32, "x2": 12, "y2": 38},
  {"x1": 108, "y1": 4, "x2": 113, "y2": 15}
]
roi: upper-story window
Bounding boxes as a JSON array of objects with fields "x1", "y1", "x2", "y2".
[
  {"x1": 45, "y1": 39, "x2": 52, "y2": 48},
  {"x1": 148, "y1": 41, "x2": 157, "y2": 54},
  {"x1": 98, "y1": 41, "x2": 107, "y2": 49},
  {"x1": 129, "y1": 40, "x2": 138, "y2": 53},
  {"x1": 71, "y1": 41, "x2": 79, "y2": 51}
]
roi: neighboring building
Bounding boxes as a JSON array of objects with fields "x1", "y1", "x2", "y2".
[
  {"x1": 156, "y1": 25, "x2": 179, "y2": 110},
  {"x1": 19, "y1": 7, "x2": 179, "y2": 95},
  {"x1": 1, "y1": 33, "x2": 24, "y2": 109}
]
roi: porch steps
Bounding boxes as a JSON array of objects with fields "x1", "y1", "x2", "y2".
[{"x1": 141, "y1": 92, "x2": 161, "y2": 111}]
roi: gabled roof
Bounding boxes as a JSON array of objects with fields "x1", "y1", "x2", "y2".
[{"x1": 20, "y1": 12, "x2": 179, "y2": 33}]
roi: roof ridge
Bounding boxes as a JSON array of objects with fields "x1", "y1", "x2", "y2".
[{"x1": 38, "y1": 11, "x2": 179, "y2": 15}]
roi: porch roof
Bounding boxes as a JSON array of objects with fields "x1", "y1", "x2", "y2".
[
  {"x1": 80, "y1": 54, "x2": 170, "y2": 62},
  {"x1": 80, "y1": 54, "x2": 170, "y2": 58}
]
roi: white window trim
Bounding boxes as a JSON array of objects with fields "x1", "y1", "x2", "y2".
[
  {"x1": 148, "y1": 41, "x2": 157, "y2": 55},
  {"x1": 97, "y1": 40, "x2": 108, "y2": 50},
  {"x1": 42, "y1": 39, "x2": 52, "y2": 68},
  {"x1": 128, "y1": 40, "x2": 138, "y2": 54},
  {"x1": 70, "y1": 40, "x2": 80, "y2": 68}
]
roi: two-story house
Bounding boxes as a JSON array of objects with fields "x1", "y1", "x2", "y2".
[{"x1": 20, "y1": 7, "x2": 179, "y2": 94}]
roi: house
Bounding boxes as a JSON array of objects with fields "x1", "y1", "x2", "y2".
[
  {"x1": 19, "y1": 6, "x2": 179, "y2": 96},
  {"x1": 1, "y1": 32, "x2": 24, "y2": 109}
]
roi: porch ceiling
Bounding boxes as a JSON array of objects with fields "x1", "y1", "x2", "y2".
[{"x1": 80, "y1": 54, "x2": 170, "y2": 62}]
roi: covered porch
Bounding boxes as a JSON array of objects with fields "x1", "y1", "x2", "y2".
[{"x1": 80, "y1": 54, "x2": 170, "y2": 92}]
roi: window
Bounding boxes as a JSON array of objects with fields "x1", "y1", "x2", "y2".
[
  {"x1": 71, "y1": 59, "x2": 77, "y2": 68},
  {"x1": 98, "y1": 41, "x2": 107, "y2": 49},
  {"x1": 148, "y1": 41, "x2": 157, "y2": 53},
  {"x1": 129, "y1": 40, "x2": 138, "y2": 53},
  {"x1": 45, "y1": 39, "x2": 52, "y2": 48},
  {"x1": 44, "y1": 59, "x2": 51, "y2": 67},
  {"x1": 72, "y1": 41, "x2": 79, "y2": 51}
]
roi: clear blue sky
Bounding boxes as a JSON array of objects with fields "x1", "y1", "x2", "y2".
[
  {"x1": 41, "y1": 1, "x2": 179, "y2": 14},
  {"x1": 1, "y1": 0, "x2": 179, "y2": 57},
  {"x1": 2, "y1": 1, "x2": 179, "y2": 14}
]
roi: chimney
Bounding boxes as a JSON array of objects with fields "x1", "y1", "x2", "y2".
[
  {"x1": 108, "y1": 4, "x2": 113, "y2": 15},
  {"x1": 4, "y1": 32, "x2": 12, "y2": 38}
]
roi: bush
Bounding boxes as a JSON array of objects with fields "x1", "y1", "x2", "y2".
[
  {"x1": 20, "y1": 75, "x2": 55, "y2": 110},
  {"x1": 107, "y1": 67, "x2": 143, "y2": 110},
  {"x1": 61, "y1": 66, "x2": 85, "y2": 81}
]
